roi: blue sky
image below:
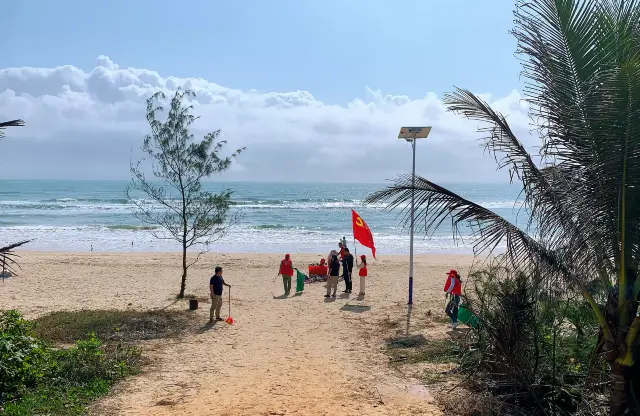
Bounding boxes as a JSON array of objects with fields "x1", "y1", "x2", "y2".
[
  {"x1": 3, "y1": 0, "x2": 520, "y2": 104},
  {"x1": 0, "y1": 1, "x2": 530, "y2": 182}
]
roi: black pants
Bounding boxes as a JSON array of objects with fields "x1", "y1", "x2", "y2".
[
  {"x1": 445, "y1": 295, "x2": 460, "y2": 323},
  {"x1": 343, "y1": 273, "x2": 352, "y2": 291}
]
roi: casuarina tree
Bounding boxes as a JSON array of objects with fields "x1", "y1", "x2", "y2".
[
  {"x1": 0, "y1": 120, "x2": 29, "y2": 275},
  {"x1": 126, "y1": 89, "x2": 244, "y2": 298},
  {"x1": 366, "y1": 1, "x2": 640, "y2": 414}
]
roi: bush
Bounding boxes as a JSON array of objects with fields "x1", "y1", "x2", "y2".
[
  {"x1": 51, "y1": 333, "x2": 140, "y2": 386},
  {"x1": 0, "y1": 310, "x2": 50, "y2": 402},
  {"x1": 444, "y1": 266, "x2": 608, "y2": 416},
  {"x1": 0, "y1": 310, "x2": 141, "y2": 415}
]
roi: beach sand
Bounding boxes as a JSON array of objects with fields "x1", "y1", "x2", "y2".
[{"x1": 0, "y1": 251, "x2": 477, "y2": 415}]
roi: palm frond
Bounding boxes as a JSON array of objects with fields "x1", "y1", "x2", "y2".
[
  {"x1": 0, "y1": 120, "x2": 29, "y2": 276},
  {"x1": 513, "y1": 0, "x2": 640, "y2": 258},
  {"x1": 443, "y1": 88, "x2": 615, "y2": 280},
  {"x1": 0, "y1": 240, "x2": 30, "y2": 276},
  {"x1": 364, "y1": 174, "x2": 613, "y2": 337},
  {"x1": 0, "y1": 119, "x2": 25, "y2": 139},
  {"x1": 365, "y1": 174, "x2": 564, "y2": 275},
  {"x1": 0, "y1": 120, "x2": 25, "y2": 128}
]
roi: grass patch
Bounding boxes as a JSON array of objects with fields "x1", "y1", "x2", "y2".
[
  {"x1": 34, "y1": 309, "x2": 189, "y2": 344},
  {"x1": 386, "y1": 335, "x2": 458, "y2": 365},
  {"x1": 2, "y1": 379, "x2": 110, "y2": 416},
  {"x1": 422, "y1": 370, "x2": 444, "y2": 385},
  {"x1": 387, "y1": 334, "x2": 427, "y2": 349}
]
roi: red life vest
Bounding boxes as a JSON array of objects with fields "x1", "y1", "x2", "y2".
[
  {"x1": 443, "y1": 276, "x2": 462, "y2": 295},
  {"x1": 279, "y1": 259, "x2": 293, "y2": 276},
  {"x1": 359, "y1": 266, "x2": 368, "y2": 277}
]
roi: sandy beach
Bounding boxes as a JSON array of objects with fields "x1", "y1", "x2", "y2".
[{"x1": 0, "y1": 251, "x2": 477, "y2": 415}]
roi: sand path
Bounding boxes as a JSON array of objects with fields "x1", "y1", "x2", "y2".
[{"x1": 1, "y1": 252, "x2": 475, "y2": 415}]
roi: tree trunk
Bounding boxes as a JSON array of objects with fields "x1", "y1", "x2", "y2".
[
  {"x1": 609, "y1": 360, "x2": 640, "y2": 416},
  {"x1": 179, "y1": 240, "x2": 187, "y2": 298}
]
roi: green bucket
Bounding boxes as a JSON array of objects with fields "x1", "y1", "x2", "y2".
[{"x1": 458, "y1": 304, "x2": 481, "y2": 329}]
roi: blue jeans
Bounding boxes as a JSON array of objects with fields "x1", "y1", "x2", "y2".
[{"x1": 445, "y1": 295, "x2": 460, "y2": 323}]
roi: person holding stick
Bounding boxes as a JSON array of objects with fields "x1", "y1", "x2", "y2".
[{"x1": 210, "y1": 266, "x2": 231, "y2": 323}]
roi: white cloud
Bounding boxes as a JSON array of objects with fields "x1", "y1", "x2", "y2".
[{"x1": 0, "y1": 55, "x2": 534, "y2": 183}]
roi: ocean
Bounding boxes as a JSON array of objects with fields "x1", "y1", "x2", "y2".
[{"x1": 0, "y1": 180, "x2": 525, "y2": 254}]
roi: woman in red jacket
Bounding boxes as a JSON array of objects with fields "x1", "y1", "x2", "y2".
[
  {"x1": 278, "y1": 254, "x2": 294, "y2": 296},
  {"x1": 444, "y1": 269, "x2": 462, "y2": 329}
]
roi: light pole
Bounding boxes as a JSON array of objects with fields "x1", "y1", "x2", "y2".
[{"x1": 398, "y1": 126, "x2": 432, "y2": 305}]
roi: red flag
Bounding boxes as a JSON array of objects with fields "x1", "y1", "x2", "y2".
[{"x1": 352, "y1": 209, "x2": 376, "y2": 259}]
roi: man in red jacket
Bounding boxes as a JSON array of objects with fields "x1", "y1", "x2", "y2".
[
  {"x1": 278, "y1": 254, "x2": 294, "y2": 296},
  {"x1": 444, "y1": 269, "x2": 462, "y2": 329}
]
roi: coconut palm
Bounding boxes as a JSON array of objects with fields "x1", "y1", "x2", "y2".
[
  {"x1": 0, "y1": 119, "x2": 29, "y2": 275},
  {"x1": 365, "y1": 1, "x2": 640, "y2": 414}
]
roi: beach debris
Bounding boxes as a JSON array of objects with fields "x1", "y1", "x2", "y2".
[{"x1": 306, "y1": 274, "x2": 327, "y2": 283}]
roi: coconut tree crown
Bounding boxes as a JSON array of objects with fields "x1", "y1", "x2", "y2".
[{"x1": 365, "y1": 1, "x2": 640, "y2": 413}]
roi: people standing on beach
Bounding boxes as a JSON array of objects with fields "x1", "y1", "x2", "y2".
[
  {"x1": 357, "y1": 255, "x2": 368, "y2": 296},
  {"x1": 342, "y1": 248, "x2": 354, "y2": 294},
  {"x1": 325, "y1": 254, "x2": 340, "y2": 298},
  {"x1": 210, "y1": 266, "x2": 231, "y2": 323},
  {"x1": 278, "y1": 253, "x2": 294, "y2": 296},
  {"x1": 444, "y1": 270, "x2": 462, "y2": 329}
]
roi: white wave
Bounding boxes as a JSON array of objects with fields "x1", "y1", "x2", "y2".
[{"x1": 0, "y1": 224, "x2": 497, "y2": 254}]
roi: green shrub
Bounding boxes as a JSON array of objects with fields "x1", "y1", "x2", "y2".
[
  {"x1": 0, "y1": 311, "x2": 50, "y2": 402},
  {"x1": 0, "y1": 310, "x2": 141, "y2": 415},
  {"x1": 443, "y1": 267, "x2": 607, "y2": 415},
  {"x1": 51, "y1": 333, "x2": 140, "y2": 386},
  {"x1": 2, "y1": 379, "x2": 110, "y2": 416}
]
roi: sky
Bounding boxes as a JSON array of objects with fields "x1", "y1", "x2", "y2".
[{"x1": 0, "y1": 0, "x2": 534, "y2": 183}]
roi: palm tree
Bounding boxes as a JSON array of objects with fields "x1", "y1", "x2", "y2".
[
  {"x1": 365, "y1": 1, "x2": 640, "y2": 414},
  {"x1": 0, "y1": 119, "x2": 29, "y2": 276}
]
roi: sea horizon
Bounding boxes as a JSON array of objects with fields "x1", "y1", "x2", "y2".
[{"x1": 0, "y1": 179, "x2": 526, "y2": 255}]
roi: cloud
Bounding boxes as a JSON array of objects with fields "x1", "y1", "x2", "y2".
[{"x1": 0, "y1": 55, "x2": 534, "y2": 183}]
